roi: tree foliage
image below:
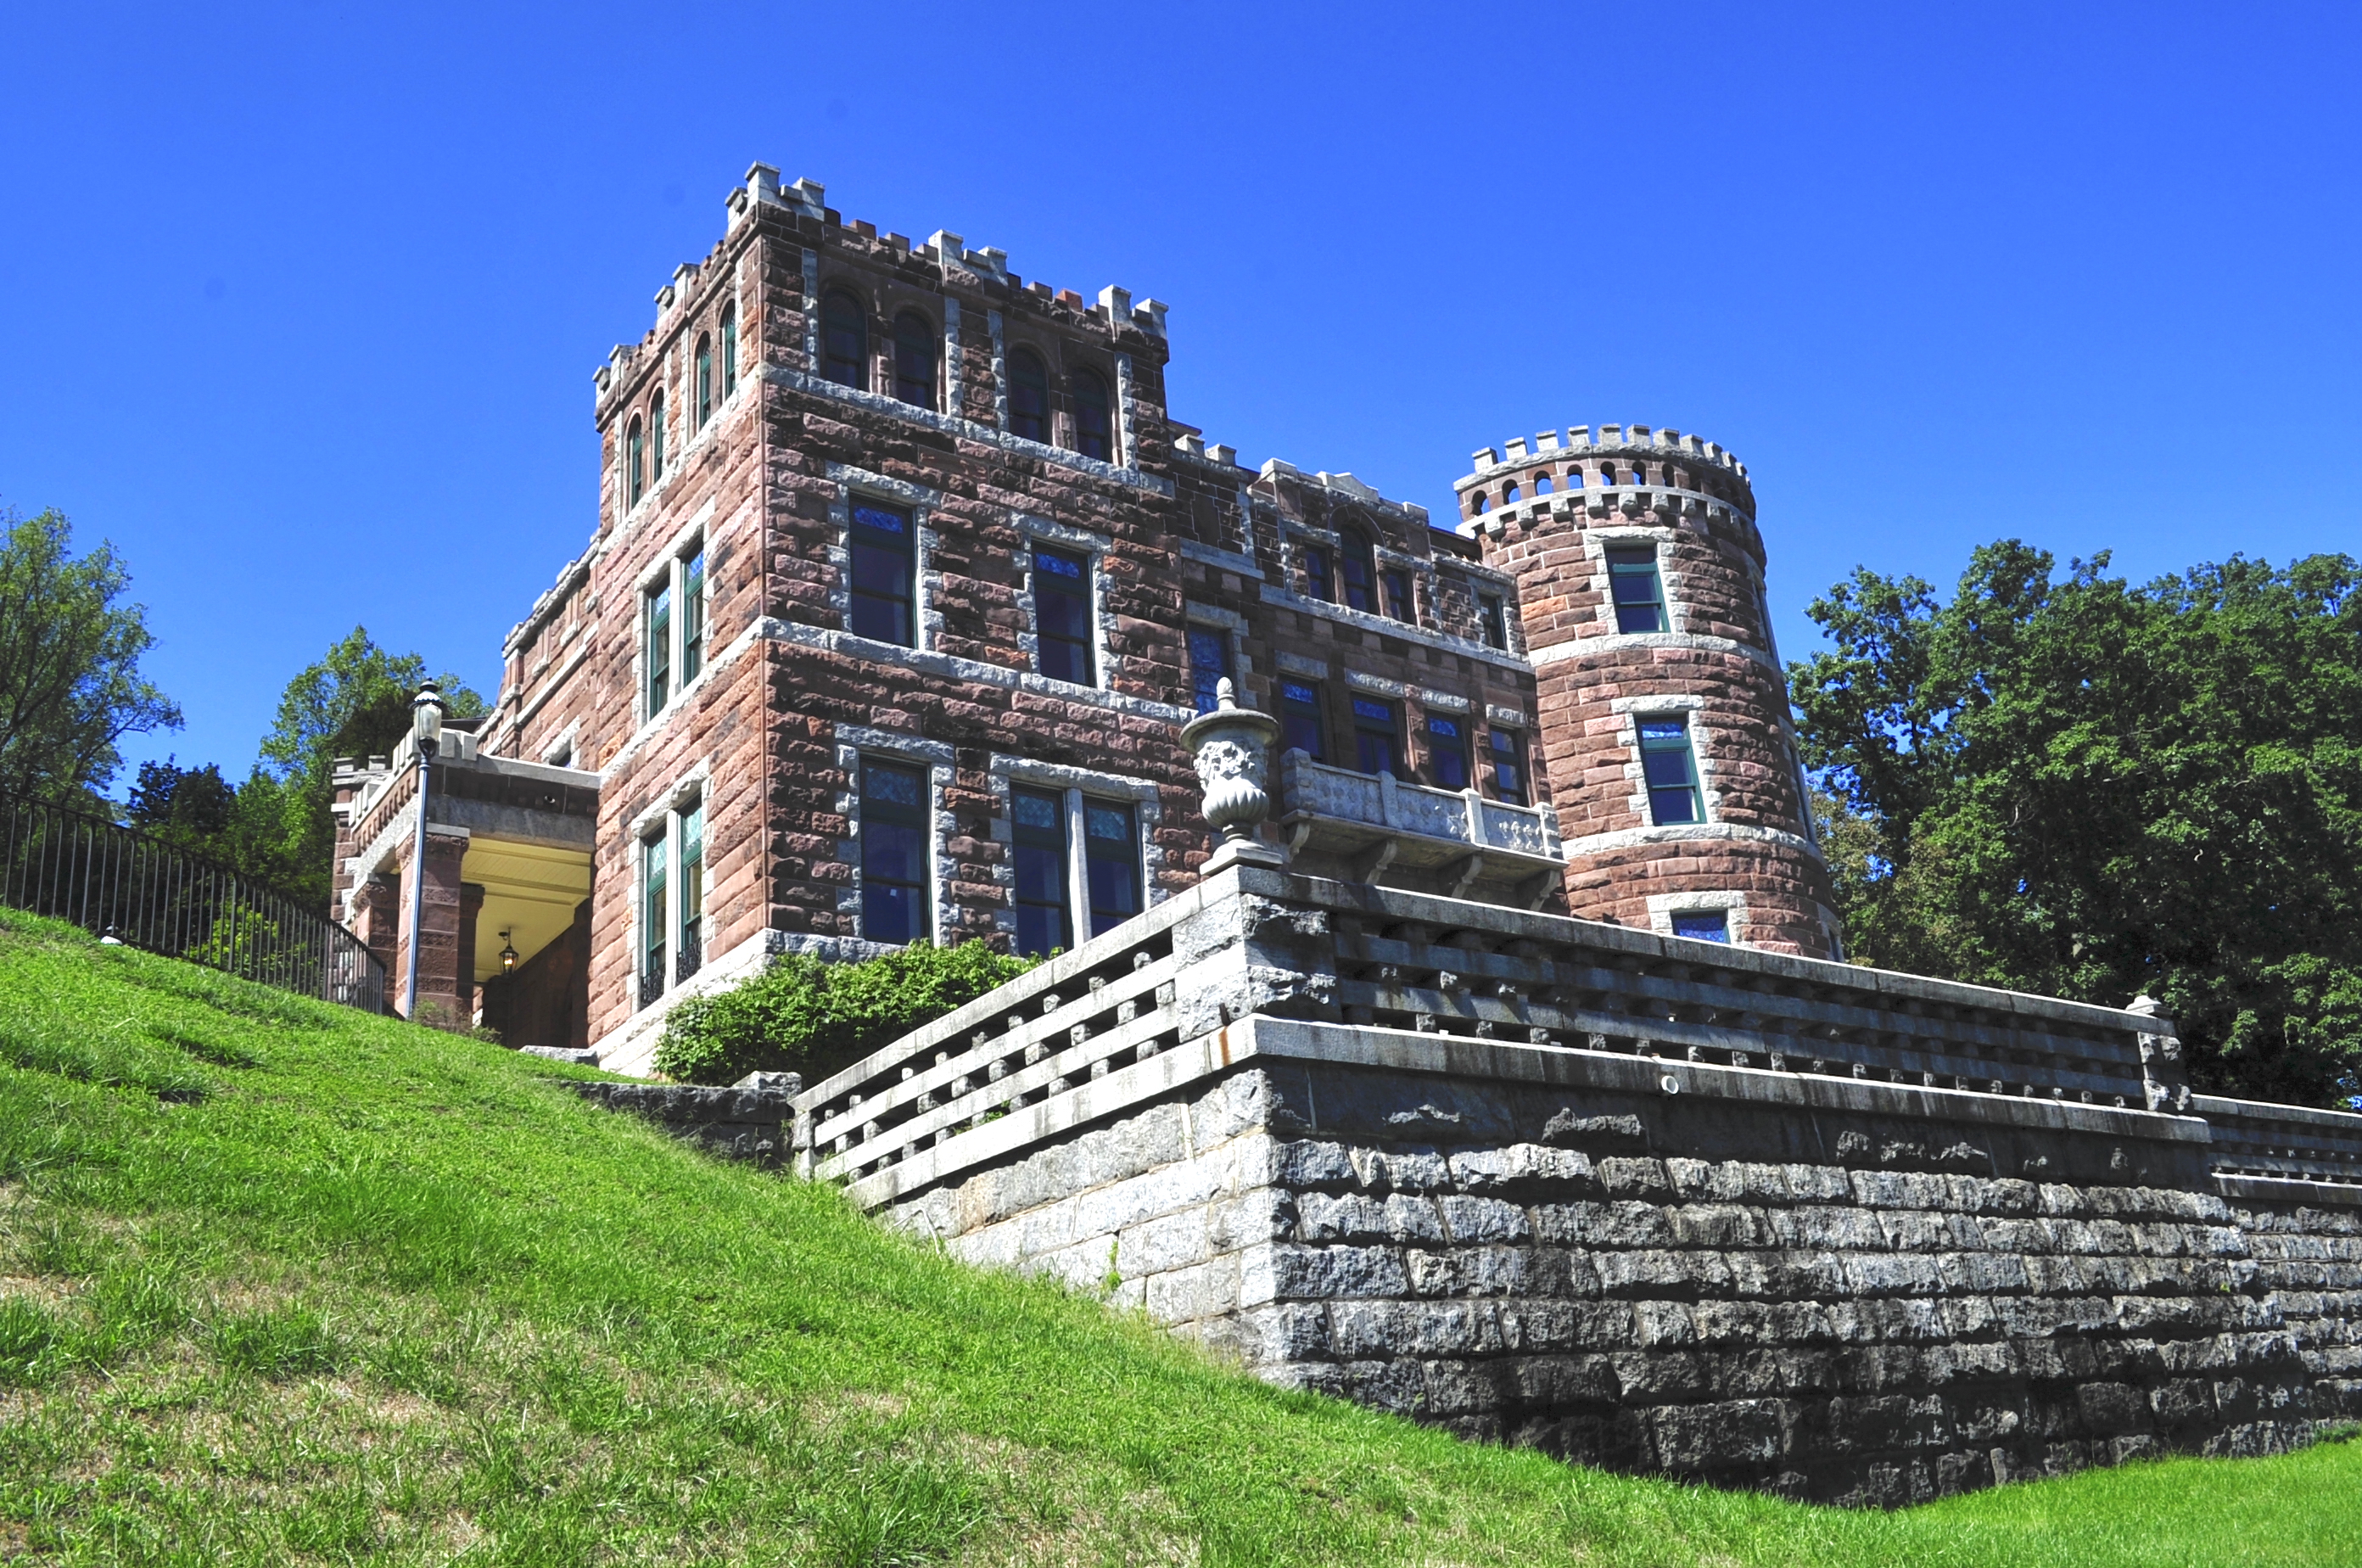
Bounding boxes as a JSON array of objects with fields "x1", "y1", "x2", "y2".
[
  {"x1": 655, "y1": 941, "x2": 1037, "y2": 1086},
  {"x1": 1790, "y1": 541, "x2": 2362, "y2": 1106},
  {"x1": 0, "y1": 508, "x2": 180, "y2": 802}
]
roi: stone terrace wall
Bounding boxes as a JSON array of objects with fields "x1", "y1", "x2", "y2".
[{"x1": 890, "y1": 1044, "x2": 2317, "y2": 1506}]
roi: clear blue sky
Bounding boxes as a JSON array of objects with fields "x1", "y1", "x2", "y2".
[{"x1": 3, "y1": 2, "x2": 2357, "y2": 788}]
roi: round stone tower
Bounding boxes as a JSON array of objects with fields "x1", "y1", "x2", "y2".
[{"x1": 1456, "y1": 423, "x2": 1839, "y2": 956}]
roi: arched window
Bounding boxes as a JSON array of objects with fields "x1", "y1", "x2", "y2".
[
  {"x1": 1534, "y1": 473, "x2": 1552, "y2": 494},
  {"x1": 650, "y1": 390, "x2": 666, "y2": 480},
  {"x1": 1007, "y1": 348, "x2": 1049, "y2": 441},
  {"x1": 822, "y1": 291, "x2": 867, "y2": 389},
  {"x1": 1503, "y1": 481, "x2": 1520, "y2": 502},
  {"x1": 1474, "y1": 492, "x2": 1491, "y2": 514},
  {"x1": 626, "y1": 416, "x2": 645, "y2": 507},
  {"x1": 695, "y1": 333, "x2": 713, "y2": 428},
  {"x1": 720, "y1": 303, "x2": 738, "y2": 396},
  {"x1": 1566, "y1": 468, "x2": 1584, "y2": 488},
  {"x1": 1072, "y1": 369, "x2": 1112, "y2": 461},
  {"x1": 893, "y1": 311, "x2": 936, "y2": 409},
  {"x1": 1339, "y1": 526, "x2": 1378, "y2": 613}
]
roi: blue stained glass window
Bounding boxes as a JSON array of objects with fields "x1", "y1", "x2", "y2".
[
  {"x1": 849, "y1": 502, "x2": 915, "y2": 647},
  {"x1": 1033, "y1": 545, "x2": 1095, "y2": 685},
  {"x1": 1490, "y1": 728, "x2": 1526, "y2": 804},
  {"x1": 1671, "y1": 910, "x2": 1730, "y2": 943},
  {"x1": 1280, "y1": 680, "x2": 1325, "y2": 761},
  {"x1": 860, "y1": 759, "x2": 929, "y2": 943},
  {"x1": 1352, "y1": 697, "x2": 1402, "y2": 778},
  {"x1": 1012, "y1": 786, "x2": 1070, "y2": 958},
  {"x1": 1427, "y1": 714, "x2": 1469, "y2": 790},
  {"x1": 1083, "y1": 800, "x2": 1139, "y2": 936},
  {"x1": 1189, "y1": 628, "x2": 1232, "y2": 715}
]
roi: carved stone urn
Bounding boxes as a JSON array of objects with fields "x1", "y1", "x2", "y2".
[{"x1": 1178, "y1": 678, "x2": 1288, "y2": 873}]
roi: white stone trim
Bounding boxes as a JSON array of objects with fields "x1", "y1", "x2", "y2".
[
  {"x1": 1415, "y1": 688, "x2": 1469, "y2": 714},
  {"x1": 1609, "y1": 693, "x2": 1705, "y2": 714},
  {"x1": 752, "y1": 618, "x2": 1189, "y2": 725},
  {"x1": 1531, "y1": 630, "x2": 1781, "y2": 676},
  {"x1": 1646, "y1": 889, "x2": 1750, "y2": 943},
  {"x1": 1259, "y1": 581, "x2": 1531, "y2": 675},
  {"x1": 1345, "y1": 669, "x2": 1407, "y2": 698},
  {"x1": 1180, "y1": 540, "x2": 1261, "y2": 580},
  {"x1": 1562, "y1": 820, "x2": 1824, "y2": 859},
  {"x1": 1486, "y1": 703, "x2": 1531, "y2": 728}
]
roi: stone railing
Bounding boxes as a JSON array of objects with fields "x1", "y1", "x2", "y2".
[
  {"x1": 1278, "y1": 751, "x2": 1561, "y2": 904},
  {"x1": 2198, "y1": 1093, "x2": 2362, "y2": 1191},
  {"x1": 794, "y1": 865, "x2": 2191, "y2": 1209}
]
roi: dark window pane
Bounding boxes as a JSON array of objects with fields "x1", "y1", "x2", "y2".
[
  {"x1": 696, "y1": 335, "x2": 713, "y2": 428},
  {"x1": 1189, "y1": 628, "x2": 1232, "y2": 714},
  {"x1": 823, "y1": 292, "x2": 867, "y2": 389},
  {"x1": 1428, "y1": 715, "x2": 1469, "y2": 790},
  {"x1": 720, "y1": 305, "x2": 737, "y2": 395},
  {"x1": 893, "y1": 311, "x2": 935, "y2": 408},
  {"x1": 1008, "y1": 350, "x2": 1049, "y2": 441},
  {"x1": 1352, "y1": 697, "x2": 1395, "y2": 724},
  {"x1": 680, "y1": 551, "x2": 705, "y2": 684},
  {"x1": 1608, "y1": 546, "x2": 1668, "y2": 634},
  {"x1": 850, "y1": 503, "x2": 916, "y2": 647},
  {"x1": 1083, "y1": 799, "x2": 1138, "y2": 935},
  {"x1": 1637, "y1": 716, "x2": 1703, "y2": 825},
  {"x1": 1073, "y1": 371, "x2": 1112, "y2": 461},
  {"x1": 1479, "y1": 593, "x2": 1509, "y2": 649},
  {"x1": 645, "y1": 582, "x2": 671, "y2": 714},
  {"x1": 1340, "y1": 531, "x2": 1377, "y2": 613},
  {"x1": 641, "y1": 830, "x2": 667, "y2": 991},
  {"x1": 1033, "y1": 546, "x2": 1094, "y2": 686},
  {"x1": 626, "y1": 419, "x2": 644, "y2": 506},
  {"x1": 1279, "y1": 680, "x2": 1325, "y2": 762},
  {"x1": 1383, "y1": 570, "x2": 1413, "y2": 622},
  {"x1": 1490, "y1": 729, "x2": 1526, "y2": 804},
  {"x1": 1301, "y1": 546, "x2": 1332, "y2": 602},
  {"x1": 1671, "y1": 910, "x2": 1730, "y2": 942},
  {"x1": 1011, "y1": 785, "x2": 1071, "y2": 955},
  {"x1": 861, "y1": 760, "x2": 929, "y2": 942}
]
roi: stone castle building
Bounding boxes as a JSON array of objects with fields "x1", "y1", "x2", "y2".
[
  {"x1": 330, "y1": 162, "x2": 1835, "y2": 1068},
  {"x1": 322, "y1": 166, "x2": 2362, "y2": 1504}
]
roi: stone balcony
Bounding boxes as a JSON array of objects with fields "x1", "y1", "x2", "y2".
[{"x1": 1275, "y1": 750, "x2": 1563, "y2": 907}]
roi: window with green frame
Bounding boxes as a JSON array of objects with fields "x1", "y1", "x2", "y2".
[{"x1": 1637, "y1": 715, "x2": 1704, "y2": 824}]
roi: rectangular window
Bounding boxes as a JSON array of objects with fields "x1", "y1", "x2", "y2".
[
  {"x1": 1383, "y1": 569, "x2": 1414, "y2": 623},
  {"x1": 849, "y1": 501, "x2": 916, "y2": 647},
  {"x1": 1607, "y1": 546, "x2": 1669, "y2": 634},
  {"x1": 1300, "y1": 544, "x2": 1332, "y2": 602},
  {"x1": 1352, "y1": 697, "x2": 1402, "y2": 778},
  {"x1": 1638, "y1": 716, "x2": 1704, "y2": 825},
  {"x1": 1011, "y1": 787, "x2": 1071, "y2": 959},
  {"x1": 640, "y1": 827, "x2": 668, "y2": 1003},
  {"x1": 644, "y1": 580, "x2": 671, "y2": 715},
  {"x1": 860, "y1": 759, "x2": 930, "y2": 944},
  {"x1": 677, "y1": 800, "x2": 704, "y2": 981},
  {"x1": 1188, "y1": 627, "x2": 1233, "y2": 715},
  {"x1": 1427, "y1": 714, "x2": 1470, "y2": 790},
  {"x1": 1489, "y1": 728, "x2": 1527, "y2": 804},
  {"x1": 1083, "y1": 799, "x2": 1139, "y2": 938},
  {"x1": 680, "y1": 547, "x2": 706, "y2": 686},
  {"x1": 1279, "y1": 680, "x2": 1326, "y2": 762},
  {"x1": 1671, "y1": 910, "x2": 1730, "y2": 944},
  {"x1": 1478, "y1": 592, "x2": 1510, "y2": 650},
  {"x1": 1033, "y1": 545, "x2": 1096, "y2": 685}
]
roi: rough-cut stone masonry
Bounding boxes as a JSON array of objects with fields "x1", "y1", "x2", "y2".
[{"x1": 801, "y1": 865, "x2": 2360, "y2": 1504}]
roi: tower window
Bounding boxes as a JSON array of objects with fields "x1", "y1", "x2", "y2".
[
  {"x1": 1607, "y1": 546, "x2": 1669, "y2": 634},
  {"x1": 1280, "y1": 680, "x2": 1326, "y2": 762},
  {"x1": 1503, "y1": 482, "x2": 1520, "y2": 502},
  {"x1": 893, "y1": 311, "x2": 936, "y2": 409},
  {"x1": 1032, "y1": 544, "x2": 1095, "y2": 686},
  {"x1": 1340, "y1": 528, "x2": 1378, "y2": 613},
  {"x1": 1072, "y1": 370, "x2": 1112, "y2": 461},
  {"x1": 1567, "y1": 468, "x2": 1585, "y2": 488},
  {"x1": 1011, "y1": 787, "x2": 1071, "y2": 959},
  {"x1": 1671, "y1": 910, "x2": 1730, "y2": 944},
  {"x1": 644, "y1": 578, "x2": 671, "y2": 717},
  {"x1": 1300, "y1": 544, "x2": 1333, "y2": 603},
  {"x1": 1189, "y1": 627, "x2": 1233, "y2": 715},
  {"x1": 1352, "y1": 697, "x2": 1402, "y2": 778},
  {"x1": 720, "y1": 303, "x2": 738, "y2": 396},
  {"x1": 626, "y1": 417, "x2": 645, "y2": 507},
  {"x1": 1427, "y1": 714, "x2": 1469, "y2": 790},
  {"x1": 849, "y1": 501, "x2": 916, "y2": 647},
  {"x1": 859, "y1": 759, "x2": 930, "y2": 944},
  {"x1": 1534, "y1": 473, "x2": 1553, "y2": 494},
  {"x1": 1638, "y1": 716, "x2": 1704, "y2": 825},
  {"x1": 1083, "y1": 800, "x2": 1139, "y2": 937},
  {"x1": 695, "y1": 333, "x2": 713, "y2": 428},
  {"x1": 641, "y1": 826, "x2": 668, "y2": 1004},
  {"x1": 1478, "y1": 592, "x2": 1509, "y2": 650},
  {"x1": 677, "y1": 799, "x2": 704, "y2": 980},
  {"x1": 1475, "y1": 492, "x2": 1492, "y2": 514},
  {"x1": 822, "y1": 291, "x2": 867, "y2": 389},
  {"x1": 1489, "y1": 728, "x2": 1527, "y2": 804},
  {"x1": 1383, "y1": 569, "x2": 1414, "y2": 623},
  {"x1": 1008, "y1": 349, "x2": 1049, "y2": 441},
  {"x1": 680, "y1": 547, "x2": 705, "y2": 686},
  {"x1": 650, "y1": 390, "x2": 667, "y2": 481}
]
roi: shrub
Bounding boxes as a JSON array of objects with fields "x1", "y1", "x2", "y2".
[{"x1": 654, "y1": 941, "x2": 1034, "y2": 1087}]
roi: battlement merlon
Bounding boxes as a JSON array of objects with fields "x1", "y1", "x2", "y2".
[{"x1": 1458, "y1": 424, "x2": 1753, "y2": 490}]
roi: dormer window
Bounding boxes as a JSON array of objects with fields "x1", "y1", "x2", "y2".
[
  {"x1": 1072, "y1": 370, "x2": 1112, "y2": 461},
  {"x1": 1008, "y1": 350, "x2": 1048, "y2": 441},
  {"x1": 893, "y1": 311, "x2": 936, "y2": 410},
  {"x1": 822, "y1": 291, "x2": 867, "y2": 389}
]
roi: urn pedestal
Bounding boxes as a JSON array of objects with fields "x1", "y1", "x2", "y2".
[{"x1": 1178, "y1": 679, "x2": 1289, "y2": 875}]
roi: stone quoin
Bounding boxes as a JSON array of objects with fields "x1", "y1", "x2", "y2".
[{"x1": 323, "y1": 166, "x2": 2362, "y2": 1504}]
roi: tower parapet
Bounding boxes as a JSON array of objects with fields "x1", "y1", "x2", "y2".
[{"x1": 1458, "y1": 424, "x2": 1839, "y2": 955}]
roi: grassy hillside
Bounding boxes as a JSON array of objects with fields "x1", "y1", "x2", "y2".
[{"x1": 0, "y1": 908, "x2": 2354, "y2": 1567}]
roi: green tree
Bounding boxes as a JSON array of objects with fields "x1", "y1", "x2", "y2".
[
  {"x1": 0, "y1": 508, "x2": 180, "y2": 802},
  {"x1": 1791, "y1": 542, "x2": 2362, "y2": 1106}
]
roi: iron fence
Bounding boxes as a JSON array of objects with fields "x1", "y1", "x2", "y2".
[{"x1": 0, "y1": 789, "x2": 385, "y2": 1013}]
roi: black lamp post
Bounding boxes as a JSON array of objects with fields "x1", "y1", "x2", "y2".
[{"x1": 400, "y1": 680, "x2": 445, "y2": 1019}]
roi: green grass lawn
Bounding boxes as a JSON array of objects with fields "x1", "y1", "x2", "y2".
[{"x1": 0, "y1": 907, "x2": 2354, "y2": 1567}]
